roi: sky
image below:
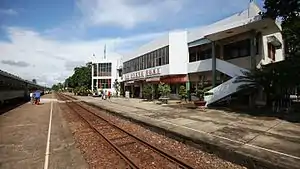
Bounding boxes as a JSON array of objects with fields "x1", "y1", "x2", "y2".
[{"x1": 0, "y1": 0, "x2": 264, "y2": 87}]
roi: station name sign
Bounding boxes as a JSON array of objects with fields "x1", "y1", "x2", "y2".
[{"x1": 124, "y1": 68, "x2": 161, "y2": 80}]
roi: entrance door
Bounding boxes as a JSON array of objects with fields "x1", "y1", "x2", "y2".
[{"x1": 134, "y1": 86, "x2": 140, "y2": 98}]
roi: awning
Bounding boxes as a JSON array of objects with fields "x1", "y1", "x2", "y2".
[
  {"x1": 161, "y1": 75, "x2": 188, "y2": 84},
  {"x1": 267, "y1": 35, "x2": 282, "y2": 48}
]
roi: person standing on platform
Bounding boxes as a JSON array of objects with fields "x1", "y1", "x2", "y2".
[
  {"x1": 34, "y1": 90, "x2": 41, "y2": 105},
  {"x1": 103, "y1": 90, "x2": 106, "y2": 100},
  {"x1": 107, "y1": 91, "x2": 111, "y2": 100},
  {"x1": 29, "y1": 91, "x2": 34, "y2": 104}
]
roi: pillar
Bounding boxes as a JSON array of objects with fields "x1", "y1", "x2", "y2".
[
  {"x1": 212, "y1": 41, "x2": 216, "y2": 87},
  {"x1": 250, "y1": 30, "x2": 257, "y2": 71},
  {"x1": 186, "y1": 81, "x2": 191, "y2": 101},
  {"x1": 91, "y1": 64, "x2": 94, "y2": 91},
  {"x1": 139, "y1": 83, "x2": 143, "y2": 98},
  {"x1": 96, "y1": 63, "x2": 99, "y2": 76}
]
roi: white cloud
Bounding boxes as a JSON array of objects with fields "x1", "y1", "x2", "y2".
[
  {"x1": 76, "y1": 0, "x2": 184, "y2": 28},
  {"x1": 0, "y1": 9, "x2": 18, "y2": 16},
  {"x1": 0, "y1": 27, "x2": 164, "y2": 86}
]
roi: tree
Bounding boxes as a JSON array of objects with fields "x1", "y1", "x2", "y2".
[
  {"x1": 179, "y1": 85, "x2": 187, "y2": 102},
  {"x1": 158, "y1": 83, "x2": 171, "y2": 98},
  {"x1": 51, "y1": 84, "x2": 59, "y2": 91},
  {"x1": 236, "y1": 58, "x2": 300, "y2": 109},
  {"x1": 142, "y1": 84, "x2": 154, "y2": 100},
  {"x1": 32, "y1": 79, "x2": 37, "y2": 84},
  {"x1": 263, "y1": 0, "x2": 300, "y2": 56},
  {"x1": 113, "y1": 79, "x2": 120, "y2": 96},
  {"x1": 64, "y1": 62, "x2": 92, "y2": 90},
  {"x1": 235, "y1": 0, "x2": 300, "y2": 109}
]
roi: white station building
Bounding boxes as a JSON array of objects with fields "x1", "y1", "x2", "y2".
[
  {"x1": 121, "y1": 2, "x2": 284, "y2": 106},
  {"x1": 91, "y1": 53, "x2": 122, "y2": 95}
]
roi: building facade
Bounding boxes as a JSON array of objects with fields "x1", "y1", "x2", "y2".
[
  {"x1": 91, "y1": 55, "x2": 122, "y2": 96},
  {"x1": 121, "y1": 2, "x2": 284, "y2": 106}
]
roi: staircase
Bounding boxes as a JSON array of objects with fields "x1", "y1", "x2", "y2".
[{"x1": 205, "y1": 59, "x2": 250, "y2": 106}]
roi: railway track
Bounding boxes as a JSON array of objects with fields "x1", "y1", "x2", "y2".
[{"x1": 57, "y1": 93, "x2": 194, "y2": 169}]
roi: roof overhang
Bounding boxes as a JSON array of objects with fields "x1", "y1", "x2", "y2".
[
  {"x1": 188, "y1": 38, "x2": 211, "y2": 48},
  {"x1": 267, "y1": 35, "x2": 282, "y2": 48},
  {"x1": 205, "y1": 18, "x2": 281, "y2": 41}
]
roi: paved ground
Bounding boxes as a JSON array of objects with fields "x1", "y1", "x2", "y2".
[
  {"x1": 74, "y1": 95, "x2": 300, "y2": 169},
  {"x1": 0, "y1": 94, "x2": 88, "y2": 169}
]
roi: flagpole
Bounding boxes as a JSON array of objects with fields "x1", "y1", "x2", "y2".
[{"x1": 104, "y1": 44, "x2": 106, "y2": 60}]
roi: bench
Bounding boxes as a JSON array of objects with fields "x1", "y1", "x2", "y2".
[{"x1": 159, "y1": 97, "x2": 169, "y2": 104}]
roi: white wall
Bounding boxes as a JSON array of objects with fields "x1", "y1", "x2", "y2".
[
  {"x1": 262, "y1": 32, "x2": 284, "y2": 63},
  {"x1": 188, "y1": 59, "x2": 212, "y2": 73},
  {"x1": 169, "y1": 31, "x2": 189, "y2": 75},
  {"x1": 91, "y1": 57, "x2": 121, "y2": 94},
  {"x1": 274, "y1": 32, "x2": 284, "y2": 62}
]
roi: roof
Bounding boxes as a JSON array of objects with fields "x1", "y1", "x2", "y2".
[
  {"x1": 123, "y1": 1, "x2": 262, "y2": 62},
  {"x1": 0, "y1": 69, "x2": 43, "y2": 87}
]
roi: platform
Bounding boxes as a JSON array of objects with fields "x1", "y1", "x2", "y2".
[
  {"x1": 74, "y1": 95, "x2": 300, "y2": 169},
  {"x1": 0, "y1": 94, "x2": 88, "y2": 169}
]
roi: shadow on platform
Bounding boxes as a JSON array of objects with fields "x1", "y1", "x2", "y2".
[{"x1": 0, "y1": 98, "x2": 27, "y2": 115}]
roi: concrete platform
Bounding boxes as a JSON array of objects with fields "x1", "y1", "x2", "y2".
[
  {"x1": 0, "y1": 94, "x2": 88, "y2": 169},
  {"x1": 75, "y1": 95, "x2": 300, "y2": 169}
]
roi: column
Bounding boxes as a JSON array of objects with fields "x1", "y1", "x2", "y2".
[
  {"x1": 96, "y1": 79, "x2": 98, "y2": 91},
  {"x1": 97, "y1": 63, "x2": 99, "y2": 76},
  {"x1": 185, "y1": 80, "x2": 191, "y2": 101},
  {"x1": 131, "y1": 85, "x2": 134, "y2": 98},
  {"x1": 139, "y1": 83, "x2": 143, "y2": 98},
  {"x1": 91, "y1": 64, "x2": 94, "y2": 91},
  {"x1": 250, "y1": 30, "x2": 256, "y2": 71},
  {"x1": 212, "y1": 41, "x2": 216, "y2": 87}
]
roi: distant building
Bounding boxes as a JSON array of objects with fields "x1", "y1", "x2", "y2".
[
  {"x1": 91, "y1": 53, "x2": 122, "y2": 96},
  {"x1": 120, "y1": 1, "x2": 284, "y2": 106}
]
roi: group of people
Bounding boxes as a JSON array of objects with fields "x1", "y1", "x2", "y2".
[
  {"x1": 100, "y1": 90, "x2": 111, "y2": 100},
  {"x1": 30, "y1": 90, "x2": 41, "y2": 105}
]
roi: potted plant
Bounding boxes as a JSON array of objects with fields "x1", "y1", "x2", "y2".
[
  {"x1": 194, "y1": 83, "x2": 212, "y2": 106},
  {"x1": 179, "y1": 85, "x2": 187, "y2": 102},
  {"x1": 158, "y1": 83, "x2": 171, "y2": 104},
  {"x1": 142, "y1": 84, "x2": 154, "y2": 101}
]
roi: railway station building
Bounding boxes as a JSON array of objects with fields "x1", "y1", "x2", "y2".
[
  {"x1": 91, "y1": 54, "x2": 122, "y2": 96},
  {"x1": 121, "y1": 2, "x2": 284, "y2": 106}
]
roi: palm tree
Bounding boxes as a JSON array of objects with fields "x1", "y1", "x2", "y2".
[{"x1": 235, "y1": 58, "x2": 300, "y2": 110}]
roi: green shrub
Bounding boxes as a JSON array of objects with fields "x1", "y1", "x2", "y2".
[
  {"x1": 143, "y1": 84, "x2": 154, "y2": 100},
  {"x1": 179, "y1": 85, "x2": 187, "y2": 101},
  {"x1": 158, "y1": 83, "x2": 171, "y2": 98},
  {"x1": 74, "y1": 86, "x2": 91, "y2": 96}
]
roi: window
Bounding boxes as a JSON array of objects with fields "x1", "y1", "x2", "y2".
[
  {"x1": 122, "y1": 46, "x2": 169, "y2": 74},
  {"x1": 166, "y1": 46, "x2": 169, "y2": 64},
  {"x1": 98, "y1": 79, "x2": 111, "y2": 89},
  {"x1": 189, "y1": 51, "x2": 197, "y2": 62},
  {"x1": 118, "y1": 69, "x2": 122, "y2": 77},
  {"x1": 93, "y1": 79, "x2": 97, "y2": 88},
  {"x1": 200, "y1": 48, "x2": 212, "y2": 60},
  {"x1": 268, "y1": 43, "x2": 276, "y2": 60},
  {"x1": 98, "y1": 63, "x2": 112, "y2": 76},
  {"x1": 189, "y1": 44, "x2": 211, "y2": 62},
  {"x1": 93, "y1": 63, "x2": 97, "y2": 76},
  {"x1": 224, "y1": 39, "x2": 250, "y2": 60}
]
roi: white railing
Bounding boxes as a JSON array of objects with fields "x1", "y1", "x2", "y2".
[{"x1": 216, "y1": 59, "x2": 248, "y2": 77}]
